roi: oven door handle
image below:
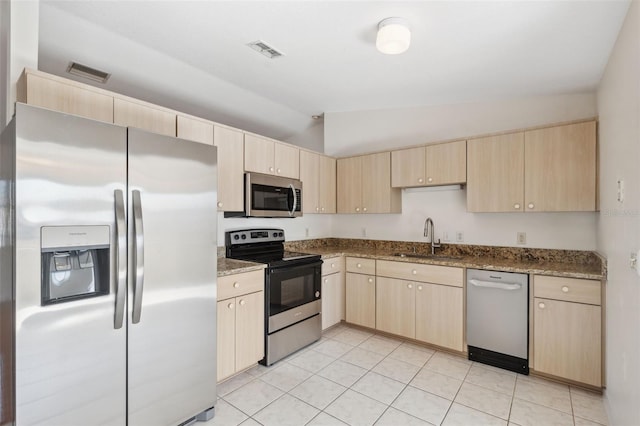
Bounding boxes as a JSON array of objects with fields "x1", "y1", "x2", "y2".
[{"x1": 288, "y1": 183, "x2": 297, "y2": 217}]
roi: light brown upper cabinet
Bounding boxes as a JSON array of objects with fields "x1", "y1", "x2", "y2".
[
  {"x1": 392, "y1": 140, "x2": 467, "y2": 187},
  {"x1": 244, "y1": 134, "x2": 299, "y2": 179},
  {"x1": 114, "y1": 98, "x2": 176, "y2": 137},
  {"x1": 337, "y1": 152, "x2": 401, "y2": 214},
  {"x1": 214, "y1": 126, "x2": 245, "y2": 212},
  {"x1": 177, "y1": 115, "x2": 214, "y2": 145},
  {"x1": 467, "y1": 121, "x2": 596, "y2": 212},
  {"x1": 17, "y1": 70, "x2": 114, "y2": 123},
  {"x1": 300, "y1": 151, "x2": 336, "y2": 214}
]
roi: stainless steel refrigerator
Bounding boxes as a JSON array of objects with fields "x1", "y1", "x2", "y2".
[{"x1": 0, "y1": 103, "x2": 217, "y2": 426}]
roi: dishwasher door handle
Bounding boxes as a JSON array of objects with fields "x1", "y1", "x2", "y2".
[{"x1": 469, "y1": 279, "x2": 521, "y2": 291}]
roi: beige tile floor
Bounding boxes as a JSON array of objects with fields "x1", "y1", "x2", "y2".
[{"x1": 209, "y1": 324, "x2": 609, "y2": 426}]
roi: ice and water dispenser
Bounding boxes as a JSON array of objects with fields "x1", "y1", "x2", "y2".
[{"x1": 41, "y1": 225, "x2": 110, "y2": 305}]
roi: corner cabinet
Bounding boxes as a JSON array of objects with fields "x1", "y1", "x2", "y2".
[
  {"x1": 467, "y1": 121, "x2": 596, "y2": 212},
  {"x1": 300, "y1": 150, "x2": 336, "y2": 214},
  {"x1": 532, "y1": 275, "x2": 602, "y2": 387},
  {"x1": 391, "y1": 140, "x2": 466, "y2": 188},
  {"x1": 337, "y1": 152, "x2": 401, "y2": 214},
  {"x1": 217, "y1": 269, "x2": 265, "y2": 382},
  {"x1": 244, "y1": 134, "x2": 299, "y2": 179}
]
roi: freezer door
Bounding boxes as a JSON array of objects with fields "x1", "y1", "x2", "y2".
[
  {"x1": 13, "y1": 104, "x2": 127, "y2": 425},
  {"x1": 127, "y1": 128, "x2": 217, "y2": 426}
]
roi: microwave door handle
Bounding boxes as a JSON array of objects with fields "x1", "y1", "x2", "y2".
[{"x1": 288, "y1": 183, "x2": 297, "y2": 217}]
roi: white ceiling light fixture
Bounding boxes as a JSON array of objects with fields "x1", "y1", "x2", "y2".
[{"x1": 376, "y1": 17, "x2": 411, "y2": 55}]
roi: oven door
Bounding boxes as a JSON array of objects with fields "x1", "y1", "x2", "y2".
[
  {"x1": 246, "y1": 172, "x2": 302, "y2": 218},
  {"x1": 267, "y1": 260, "x2": 321, "y2": 332}
]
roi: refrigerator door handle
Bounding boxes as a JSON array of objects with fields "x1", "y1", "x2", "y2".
[
  {"x1": 114, "y1": 189, "x2": 127, "y2": 329},
  {"x1": 132, "y1": 189, "x2": 145, "y2": 324}
]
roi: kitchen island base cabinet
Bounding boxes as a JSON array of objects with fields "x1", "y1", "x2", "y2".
[
  {"x1": 345, "y1": 272, "x2": 376, "y2": 329},
  {"x1": 533, "y1": 275, "x2": 602, "y2": 387},
  {"x1": 217, "y1": 270, "x2": 265, "y2": 382}
]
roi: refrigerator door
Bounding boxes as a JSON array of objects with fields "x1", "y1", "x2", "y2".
[
  {"x1": 127, "y1": 128, "x2": 217, "y2": 425},
  {"x1": 13, "y1": 104, "x2": 127, "y2": 425}
]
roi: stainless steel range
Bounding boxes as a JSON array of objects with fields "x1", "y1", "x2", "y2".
[{"x1": 225, "y1": 228, "x2": 322, "y2": 365}]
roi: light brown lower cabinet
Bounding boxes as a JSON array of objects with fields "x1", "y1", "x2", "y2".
[
  {"x1": 217, "y1": 270, "x2": 265, "y2": 382},
  {"x1": 345, "y1": 272, "x2": 376, "y2": 328},
  {"x1": 376, "y1": 277, "x2": 415, "y2": 338},
  {"x1": 321, "y1": 256, "x2": 345, "y2": 330},
  {"x1": 415, "y1": 283, "x2": 463, "y2": 351},
  {"x1": 533, "y1": 275, "x2": 602, "y2": 387}
]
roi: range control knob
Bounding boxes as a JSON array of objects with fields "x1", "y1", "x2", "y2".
[
  {"x1": 279, "y1": 232, "x2": 284, "y2": 237},
  {"x1": 273, "y1": 232, "x2": 278, "y2": 237},
  {"x1": 233, "y1": 235, "x2": 240, "y2": 240},
  {"x1": 241, "y1": 234, "x2": 247, "y2": 240}
]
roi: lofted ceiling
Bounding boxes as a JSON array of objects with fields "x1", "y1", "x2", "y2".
[{"x1": 37, "y1": 0, "x2": 630, "y2": 144}]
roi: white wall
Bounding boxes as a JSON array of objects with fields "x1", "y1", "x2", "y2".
[
  {"x1": 324, "y1": 92, "x2": 597, "y2": 157},
  {"x1": 596, "y1": 1, "x2": 640, "y2": 423},
  {"x1": 284, "y1": 119, "x2": 324, "y2": 153},
  {"x1": 333, "y1": 187, "x2": 597, "y2": 250}
]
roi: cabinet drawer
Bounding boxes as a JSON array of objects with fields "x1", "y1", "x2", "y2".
[
  {"x1": 534, "y1": 275, "x2": 601, "y2": 305},
  {"x1": 322, "y1": 256, "x2": 344, "y2": 276},
  {"x1": 377, "y1": 260, "x2": 463, "y2": 287},
  {"x1": 345, "y1": 257, "x2": 376, "y2": 274},
  {"x1": 219, "y1": 269, "x2": 264, "y2": 300}
]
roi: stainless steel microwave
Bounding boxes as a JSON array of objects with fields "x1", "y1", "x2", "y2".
[{"x1": 225, "y1": 172, "x2": 302, "y2": 218}]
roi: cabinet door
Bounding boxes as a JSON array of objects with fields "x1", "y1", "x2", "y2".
[
  {"x1": 415, "y1": 283, "x2": 463, "y2": 351},
  {"x1": 319, "y1": 155, "x2": 337, "y2": 214},
  {"x1": 337, "y1": 157, "x2": 362, "y2": 213},
  {"x1": 20, "y1": 73, "x2": 114, "y2": 123},
  {"x1": 217, "y1": 299, "x2": 236, "y2": 381},
  {"x1": 300, "y1": 150, "x2": 320, "y2": 214},
  {"x1": 467, "y1": 132, "x2": 525, "y2": 212},
  {"x1": 235, "y1": 291, "x2": 265, "y2": 372},
  {"x1": 345, "y1": 273, "x2": 376, "y2": 328},
  {"x1": 274, "y1": 142, "x2": 300, "y2": 179},
  {"x1": 362, "y1": 152, "x2": 400, "y2": 213},
  {"x1": 376, "y1": 277, "x2": 415, "y2": 339},
  {"x1": 113, "y1": 98, "x2": 176, "y2": 136},
  {"x1": 524, "y1": 122, "x2": 596, "y2": 212},
  {"x1": 177, "y1": 115, "x2": 214, "y2": 145},
  {"x1": 426, "y1": 140, "x2": 466, "y2": 185},
  {"x1": 215, "y1": 126, "x2": 245, "y2": 212},
  {"x1": 391, "y1": 147, "x2": 426, "y2": 188},
  {"x1": 534, "y1": 298, "x2": 601, "y2": 387},
  {"x1": 322, "y1": 273, "x2": 344, "y2": 330},
  {"x1": 244, "y1": 134, "x2": 275, "y2": 175}
]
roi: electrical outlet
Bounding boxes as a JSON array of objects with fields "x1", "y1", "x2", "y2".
[
  {"x1": 456, "y1": 231, "x2": 464, "y2": 242},
  {"x1": 443, "y1": 231, "x2": 450, "y2": 242},
  {"x1": 361, "y1": 227, "x2": 367, "y2": 237},
  {"x1": 517, "y1": 232, "x2": 527, "y2": 245}
]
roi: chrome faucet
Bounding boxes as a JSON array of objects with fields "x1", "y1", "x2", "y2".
[{"x1": 423, "y1": 217, "x2": 441, "y2": 255}]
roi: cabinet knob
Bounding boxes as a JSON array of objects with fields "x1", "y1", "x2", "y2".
[
  {"x1": 233, "y1": 282, "x2": 239, "y2": 288},
  {"x1": 538, "y1": 302, "x2": 545, "y2": 309},
  {"x1": 514, "y1": 203, "x2": 521, "y2": 210},
  {"x1": 561, "y1": 286, "x2": 569, "y2": 293},
  {"x1": 427, "y1": 177, "x2": 433, "y2": 183},
  {"x1": 357, "y1": 263, "x2": 362, "y2": 268},
  {"x1": 239, "y1": 299, "x2": 246, "y2": 306},
  {"x1": 321, "y1": 207, "x2": 325, "y2": 212},
  {"x1": 363, "y1": 207, "x2": 368, "y2": 212},
  {"x1": 324, "y1": 279, "x2": 328, "y2": 284},
  {"x1": 228, "y1": 303, "x2": 234, "y2": 310},
  {"x1": 331, "y1": 263, "x2": 335, "y2": 268},
  {"x1": 528, "y1": 203, "x2": 535, "y2": 209},
  {"x1": 417, "y1": 285, "x2": 423, "y2": 291},
  {"x1": 269, "y1": 167, "x2": 274, "y2": 172},
  {"x1": 355, "y1": 207, "x2": 360, "y2": 212},
  {"x1": 277, "y1": 168, "x2": 282, "y2": 174},
  {"x1": 368, "y1": 278, "x2": 373, "y2": 283},
  {"x1": 418, "y1": 178, "x2": 424, "y2": 183},
  {"x1": 316, "y1": 207, "x2": 319, "y2": 212},
  {"x1": 407, "y1": 284, "x2": 413, "y2": 289},
  {"x1": 217, "y1": 201, "x2": 223, "y2": 208},
  {"x1": 412, "y1": 269, "x2": 417, "y2": 275}
]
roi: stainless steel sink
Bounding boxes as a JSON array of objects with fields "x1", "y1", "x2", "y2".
[{"x1": 392, "y1": 253, "x2": 461, "y2": 261}]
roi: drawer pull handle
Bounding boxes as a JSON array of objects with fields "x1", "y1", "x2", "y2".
[
  {"x1": 233, "y1": 282, "x2": 240, "y2": 288},
  {"x1": 357, "y1": 263, "x2": 362, "y2": 268},
  {"x1": 407, "y1": 284, "x2": 413, "y2": 289},
  {"x1": 538, "y1": 302, "x2": 545, "y2": 309},
  {"x1": 561, "y1": 286, "x2": 569, "y2": 293},
  {"x1": 331, "y1": 263, "x2": 335, "y2": 268},
  {"x1": 412, "y1": 270, "x2": 417, "y2": 275},
  {"x1": 228, "y1": 303, "x2": 234, "y2": 310}
]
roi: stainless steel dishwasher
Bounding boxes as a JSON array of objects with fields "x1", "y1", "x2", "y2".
[{"x1": 466, "y1": 269, "x2": 529, "y2": 374}]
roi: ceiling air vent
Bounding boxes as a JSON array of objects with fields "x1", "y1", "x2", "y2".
[
  {"x1": 247, "y1": 40, "x2": 284, "y2": 59},
  {"x1": 66, "y1": 62, "x2": 111, "y2": 83}
]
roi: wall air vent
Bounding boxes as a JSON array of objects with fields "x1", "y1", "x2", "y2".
[
  {"x1": 247, "y1": 40, "x2": 284, "y2": 59},
  {"x1": 66, "y1": 62, "x2": 111, "y2": 84}
]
